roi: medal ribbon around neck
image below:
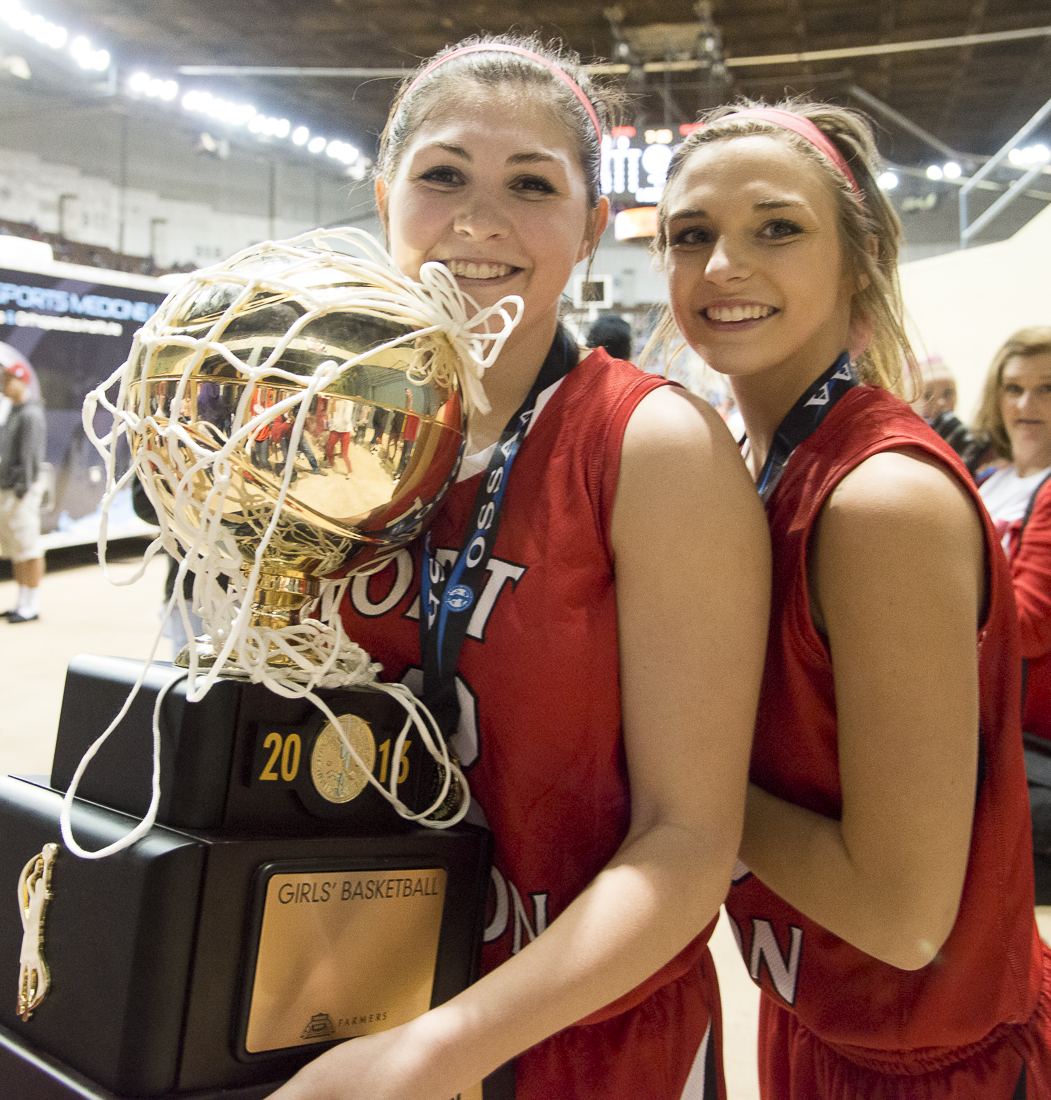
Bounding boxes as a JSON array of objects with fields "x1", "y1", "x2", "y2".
[
  {"x1": 755, "y1": 352, "x2": 859, "y2": 504},
  {"x1": 419, "y1": 325, "x2": 577, "y2": 733}
]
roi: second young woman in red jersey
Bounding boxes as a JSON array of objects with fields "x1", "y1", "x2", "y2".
[{"x1": 655, "y1": 102, "x2": 1051, "y2": 1098}]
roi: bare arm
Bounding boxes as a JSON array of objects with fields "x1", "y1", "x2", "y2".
[
  {"x1": 740, "y1": 449, "x2": 985, "y2": 971},
  {"x1": 268, "y1": 386, "x2": 771, "y2": 1100}
]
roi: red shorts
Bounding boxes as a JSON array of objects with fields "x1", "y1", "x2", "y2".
[
  {"x1": 516, "y1": 947, "x2": 725, "y2": 1100},
  {"x1": 758, "y1": 940, "x2": 1051, "y2": 1100}
]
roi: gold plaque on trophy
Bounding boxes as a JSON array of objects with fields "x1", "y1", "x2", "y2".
[{"x1": 244, "y1": 866, "x2": 447, "y2": 1053}]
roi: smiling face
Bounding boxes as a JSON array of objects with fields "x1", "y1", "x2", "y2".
[
  {"x1": 1001, "y1": 352, "x2": 1051, "y2": 475},
  {"x1": 377, "y1": 83, "x2": 606, "y2": 351},
  {"x1": 662, "y1": 134, "x2": 858, "y2": 405}
]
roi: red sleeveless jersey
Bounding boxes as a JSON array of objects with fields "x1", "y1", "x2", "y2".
[
  {"x1": 725, "y1": 384, "x2": 1045, "y2": 1060},
  {"x1": 341, "y1": 349, "x2": 723, "y2": 1099}
]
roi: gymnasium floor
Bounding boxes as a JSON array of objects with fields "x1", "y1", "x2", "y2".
[{"x1": 10, "y1": 538, "x2": 961, "y2": 1098}]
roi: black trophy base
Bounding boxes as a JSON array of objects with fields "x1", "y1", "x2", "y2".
[
  {"x1": 0, "y1": 1023, "x2": 280, "y2": 1100},
  {"x1": 0, "y1": 775, "x2": 493, "y2": 1097}
]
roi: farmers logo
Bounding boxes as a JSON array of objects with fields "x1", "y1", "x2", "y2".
[{"x1": 300, "y1": 1012, "x2": 336, "y2": 1041}]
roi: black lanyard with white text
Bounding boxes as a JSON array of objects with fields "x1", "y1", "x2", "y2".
[
  {"x1": 755, "y1": 352, "x2": 859, "y2": 504},
  {"x1": 419, "y1": 325, "x2": 577, "y2": 734}
]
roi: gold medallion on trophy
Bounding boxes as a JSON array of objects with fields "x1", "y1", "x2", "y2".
[{"x1": 310, "y1": 715, "x2": 376, "y2": 804}]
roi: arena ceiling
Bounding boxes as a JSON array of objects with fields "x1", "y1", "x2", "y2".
[{"x1": 23, "y1": 0, "x2": 1051, "y2": 171}]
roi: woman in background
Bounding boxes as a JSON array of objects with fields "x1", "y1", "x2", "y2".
[{"x1": 976, "y1": 326, "x2": 1051, "y2": 743}]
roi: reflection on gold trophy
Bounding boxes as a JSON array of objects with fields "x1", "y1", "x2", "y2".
[{"x1": 124, "y1": 234, "x2": 475, "y2": 669}]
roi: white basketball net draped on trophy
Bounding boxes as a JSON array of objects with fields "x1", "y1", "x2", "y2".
[{"x1": 65, "y1": 228, "x2": 522, "y2": 859}]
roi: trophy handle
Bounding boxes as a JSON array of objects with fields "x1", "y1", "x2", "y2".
[{"x1": 16, "y1": 843, "x2": 58, "y2": 1021}]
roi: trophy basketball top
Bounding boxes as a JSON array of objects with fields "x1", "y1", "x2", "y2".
[
  {"x1": 87, "y1": 228, "x2": 521, "y2": 660},
  {"x1": 67, "y1": 229, "x2": 521, "y2": 856},
  {"x1": 129, "y1": 235, "x2": 478, "y2": 586}
]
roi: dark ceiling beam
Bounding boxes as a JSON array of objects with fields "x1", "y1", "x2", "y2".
[
  {"x1": 935, "y1": 0, "x2": 988, "y2": 140},
  {"x1": 781, "y1": 0, "x2": 814, "y2": 82},
  {"x1": 175, "y1": 24, "x2": 1051, "y2": 80},
  {"x1": 872, "y1": 0, "x2": 897, "y2": 99},
  {"x1": 724, "y1": 23, "x2": 1051, "y2": 67},
  {"x1": 849, "y1": 85, "x2": 966, "y2": 161}
]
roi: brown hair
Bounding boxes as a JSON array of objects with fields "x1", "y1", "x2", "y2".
[
  {"x1": 648, "y1": 97, "x2": 915, "y2": 393},
  {"x1": 376, "y1": 33, "x2": 623, "y2": 210},
  {"x1": 973, "y1": 326, "x2": 1051, "y2": 461}
]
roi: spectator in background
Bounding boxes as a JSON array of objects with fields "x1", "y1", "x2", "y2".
[
  {"x1": 585, "y1": 311, "x2": 633, "y2": 361},
  {"x1": 911, "y1": 354, "x2": 994, "y2": 476},
  {"x1": 976, "y1": 326, "x2": 1051, "y2": 743},
  {"x1": 910, "y1": 354, "x2": 957, "y2": 419},
  {"x1": 0, "y1": 360, "x2": 47, "y2": 623}
]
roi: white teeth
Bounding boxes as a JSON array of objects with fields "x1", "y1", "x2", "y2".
[
  {"x1": 705, "y1": 304, "x2": 774, "y2": 322},
  {"x1": 446, "y1": 260, "x2": 513, "y2": 279}
]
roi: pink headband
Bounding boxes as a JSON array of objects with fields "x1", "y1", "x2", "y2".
[
  {"x1": 404, "y1": 43, "x2": 602, "y2": 147},
  {"x1": 725, "y1": 108, "x2": 861, "y2": 195}
]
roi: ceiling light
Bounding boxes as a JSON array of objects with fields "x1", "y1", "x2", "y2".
[
  {"x1": 325, "y1": 140, "x2": 358, "y2": 164},
  {"x1": 92, "y1": 17, "x2": 364, "y2": 169},
  {"x1": 130, "y1": 71, "x2": 179, "y2": 100},
  {"x1": 70, "y1": 35, "x2": 108, "y2": 70},
  {"x1": 1009, "y1": 143, "x2": 1051, "y2": 167},
  {"x1": 926, "y1": 164, "x2": 943, "y2": 180},
  {"x1": 0, "y1": 4, "x2": 65, "y2": 50},
  {"x1": 877, "y1": 170, "x2": 899, "y2": 190},
  {"x1": 25, "y1": 12, "x2": 66, "y2": 49},
  {"x1": 3, "y1": 3, "x2": 113, "y2": 72},
  {"x1": 183, "y1": 90, "x2": 256, "y2": 127},
  {"x1": 942, "y1": 161, "x2": 962, "y2": 179},
  {"x1": 1, "y1": 54, "x2": 31, "y2": 79}
]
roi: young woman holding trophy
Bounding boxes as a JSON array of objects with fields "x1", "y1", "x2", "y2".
[
  {"x1": 270, "y1": 34, "x2": 770, "y2": 1100},
  {"x1": 652, "y1": 102, "x2": 1051, "y2": 1097}
]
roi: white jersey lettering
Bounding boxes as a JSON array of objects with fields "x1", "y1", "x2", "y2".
[
  {"x1": 484, "y1": 868, "x2": 550, "y2": 955},
  {"x1": 404, "y1": 553, "x2": 525, "y2": 641},
  {"x1": 349, "y1": 549, "x2": 414, "y2": 617},
  {"x1": 509, "y1": 881, "x2": 549, "y2": 954},
  {"x1": 485, "y1": 866, "x2": 509, "y2": 943},
  {"x1": 748, "y1": 919, "x2": 803, "y2": 1006}
]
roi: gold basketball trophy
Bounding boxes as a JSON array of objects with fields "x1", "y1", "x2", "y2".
[{"x1": 0, "y1": 230, "x2": 520, "y2": 1099}]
